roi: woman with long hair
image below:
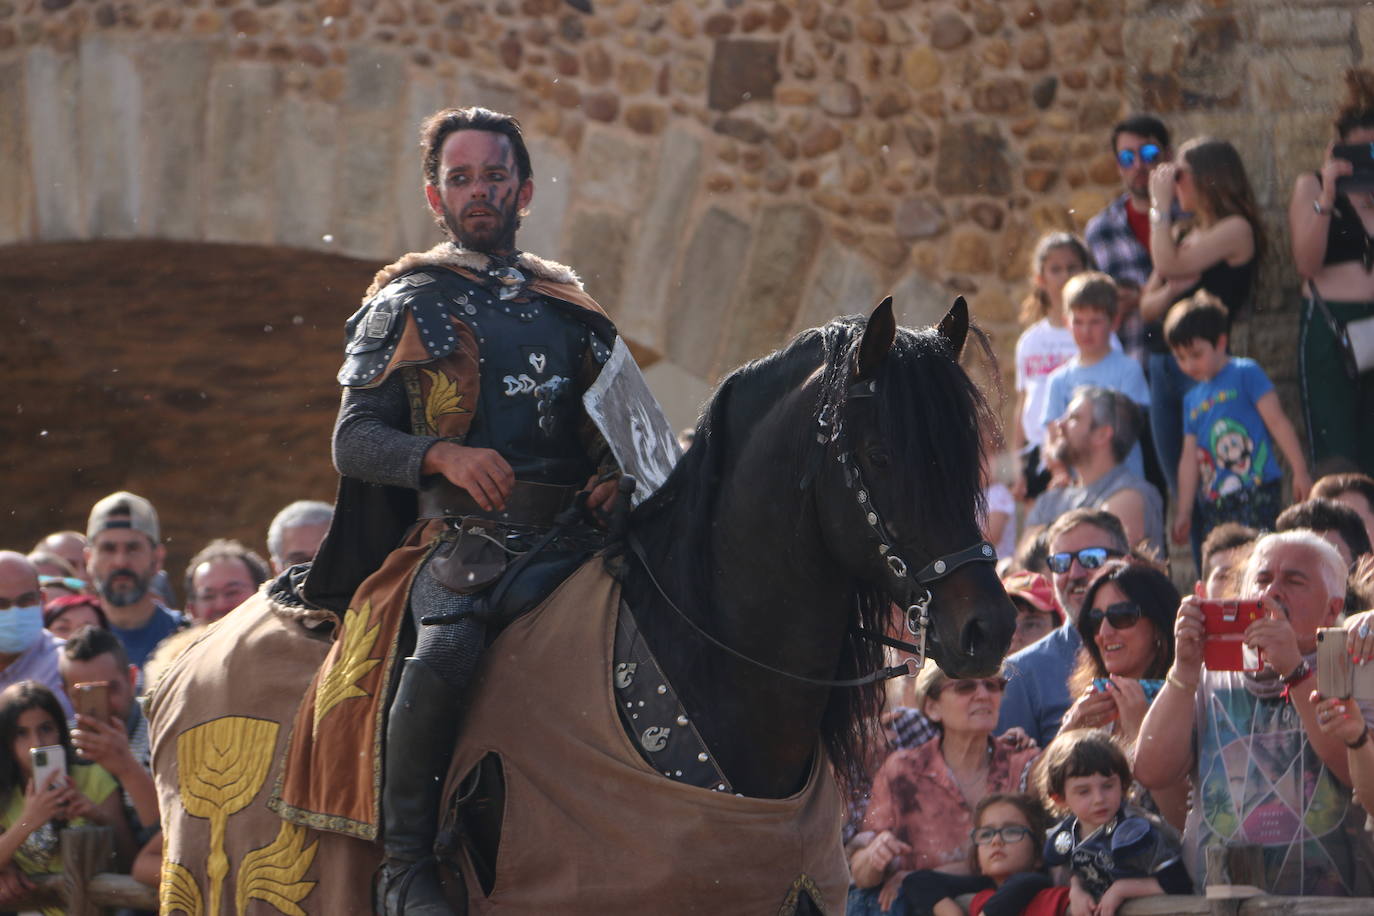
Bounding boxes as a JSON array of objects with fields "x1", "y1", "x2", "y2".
[
  {"x1": 1290, "y1": 69, "x2": 1374, "y2": 477},
  {"x1": 1056, "y1": 559, "x2": 1187, "y2": 827},
  {"x1": 1140, "y1": 137, "x2": 1265, "y2": 498},
  {"x1": 0, "y1": 681, "x2": 131, "y2": 911}
]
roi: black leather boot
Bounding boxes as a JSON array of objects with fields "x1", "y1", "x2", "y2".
[{"x1": 379, "y1": 656, "x2": 464, "y2": 916}]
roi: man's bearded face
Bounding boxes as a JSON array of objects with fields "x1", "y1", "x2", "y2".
[{"x1": 427, "y1": 129, "x2": 529, "y2": 255}]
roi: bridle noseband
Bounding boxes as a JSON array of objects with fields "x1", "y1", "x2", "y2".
[{"x1": 825, "y1": 376, "x2": 997, "y2": 676}]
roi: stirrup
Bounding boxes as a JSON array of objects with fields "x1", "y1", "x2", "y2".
[{"x1": 379, "y1": 854, "x2": 455, "y2": 916}]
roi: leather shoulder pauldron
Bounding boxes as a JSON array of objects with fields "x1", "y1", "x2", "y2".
[{"x1": 338, "y1": 270, "x2": 482, "y2": 387}]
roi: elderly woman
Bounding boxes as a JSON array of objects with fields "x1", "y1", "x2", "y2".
[
  {"x1": 848, "y1": 663, "x2": 1040, "y2": 915},
  {"x1": 1057, "y1": 559, "x2": 1186, "y2": 826}
]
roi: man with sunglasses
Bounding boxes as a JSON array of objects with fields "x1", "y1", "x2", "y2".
[
  {"x1": 0, "y1": 552, "x2": 72, "y2": 718},
  {"x1": 996, "y1": 509, "x2": 1129, "y2": 746},
  {"x1": 1085, "y1": 115, "x2": 1172, "y2": 367}
]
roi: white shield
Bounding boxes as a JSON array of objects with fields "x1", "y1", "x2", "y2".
[{"x1": 583, "y1": 338, "x2": 682, "y2": 506}]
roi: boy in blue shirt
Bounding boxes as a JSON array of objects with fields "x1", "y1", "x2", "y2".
[
  {"x1": 1166, "y1": 292, "x2": 1311, "y2": 548},
  {"x1": 1041, "y1": 273, "x2": 1151, "y2": 480}
]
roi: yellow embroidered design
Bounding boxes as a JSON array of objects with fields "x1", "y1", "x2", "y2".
[
  {"x1": 176, "y1": 717, "x2": 280, "y2": 916},
  {"x1": 161, "y1": 860, "x2": 204, "y2": 916},
  {"x1": 236, "y1": 821, "x2": 319, "y2": 916},
  {"x1": 314, "y1": 600, "x2": 383, "y2": 729},
  {"x1": 423, "y1": 368, "x2": 468, "y2": 433}
]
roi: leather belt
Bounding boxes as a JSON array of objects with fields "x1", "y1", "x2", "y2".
[{"x1": 417, "y1": 478, "x2": 578, "y2": 528}]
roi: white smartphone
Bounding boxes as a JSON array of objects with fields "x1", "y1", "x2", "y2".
[{"x1": 29, "y1": 744, "x2": 67, "y2": 791}]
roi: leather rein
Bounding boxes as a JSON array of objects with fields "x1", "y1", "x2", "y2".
[{"x1": 626, "y1": 375, "x2": 997, "y2": 689}]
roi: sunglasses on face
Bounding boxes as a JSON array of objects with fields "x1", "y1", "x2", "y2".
[
  {"x1": 971, "y1": 825, "x2": 1033, "y2": 845},
  {"x1": 1086, "y1": 601, "x2": 1143, "y2": 630},
  {"x1": 1046, "y1": 547, "x2": 1122, "y2": 575},
  {"x1": 941, "y1": 677, "x2": 1008, "y2": 697},
  {"x1": 1116, "y1": 143, "x2": 1161, "y2": 169},
  {"x1": 38, "y1": 576, "x2": 86, "y2": 593},
  {"x1": 0, "y1": 592, "x2": 41, "y2": 612}
]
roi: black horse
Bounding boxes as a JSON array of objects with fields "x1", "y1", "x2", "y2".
[{"x1": 451, "y1": 297, "x2": 1016, "y2": 913}]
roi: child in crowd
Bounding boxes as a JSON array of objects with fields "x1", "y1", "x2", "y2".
[
  {"x1": 1040, "y1": 729, "x2": 1190, "y2": 916},
  {"x1": 1040, "y1": 273, "x2": 1150, "y2": 481},
  {"x1": 1012, "y1": 233, "x2": 1099, "y2": 500},
  {"x1": 1165, "y1": 291, "x2": 1311, "y2": 551},
  {"x1": 0, "y1": 681, "x2": 131, "y2": 910}
]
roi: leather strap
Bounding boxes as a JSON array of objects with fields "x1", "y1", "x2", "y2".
[{"x1": 417, "y1": 479, "x2": 577, "y2": 527}]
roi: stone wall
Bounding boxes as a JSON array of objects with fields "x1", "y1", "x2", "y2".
[{"x1": 0, "y1": 0, "x2": 1366, "y2": 566}]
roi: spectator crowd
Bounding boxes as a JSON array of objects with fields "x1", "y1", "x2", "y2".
[
  {"x1": 6, "y1": 73, "x2": 1374, "y2": 916},
  {"x1": 848, "y1": 71, "x2": 1374, "y2": 916}
]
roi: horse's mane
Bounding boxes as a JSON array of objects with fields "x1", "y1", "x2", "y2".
[{"x1": 630, "y1": 313, "x2": 995, "y2": 792}]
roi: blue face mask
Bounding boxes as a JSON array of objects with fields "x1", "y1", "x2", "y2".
[{"x1": 0, "y1": 605, "x2": 44, "y2": 654}]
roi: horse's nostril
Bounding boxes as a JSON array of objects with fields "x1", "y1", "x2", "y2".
[{"x1": 960, "y1": 620, "x2": 983, "y2": 658}]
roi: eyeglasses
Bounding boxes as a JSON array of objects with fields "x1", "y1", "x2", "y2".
[
  {"x1": 1046, "y1": 547, "x2": 1122, "y2": 574},
  {"x1": 1086, "y1": 601, "x2": 1143, "y2": 630},
  {"x1": 971, "y1": 825, "x2": 1033, "y2": 845},
  {"x1": 38, "y1": 576, "x2": 87, "y2": 592},
  {"x1": 0, "y1": 592, "x2": 42, "y2": 611},
  {"x1": 1116, "y1": 143, "x2": 1162, "y2": 169},
  {"x1": 941, "y1": 677, "x2": 1008, "y2": 697}
]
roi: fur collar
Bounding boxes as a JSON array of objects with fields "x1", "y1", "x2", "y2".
[{"x1": 365, "y1": 242, "x2": 583, "y2": 299}]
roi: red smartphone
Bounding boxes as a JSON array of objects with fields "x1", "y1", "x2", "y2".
[{"x1": 1200, "y1": 600, "x2": 1265, "y2": 672}]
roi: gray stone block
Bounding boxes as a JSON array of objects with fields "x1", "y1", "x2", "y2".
[
  {"x1": 135, "y1": 40, "x2": 213, "y2": 241},
  {"x1": 576, "y1": 126, "x2": 653, "y2": 209},
  {"x1": 717, "y1": 203, "x2": 822, "y2": 373},
  {"x1": 620, "y1": 126, "x2": 702, "y2": 354},
  {"x1": 332, "y1": 48, "x2": 408, "y2": 258},
  {"x1": 667, "y1": 206, "x2": 751, "y2": 379},
  {"x1": 275, "y1": 93, "x2": 338, "y2": 251},
  {"x1": 391, "y1": 73, "x2": 447, "y2": 256},
  {"x1": 205, "y1": 61, "x2": 279, "y2": 244},
  {"x1": 564, "y1": 208, "x2": 631, "y2": 316},
  {"x1": 889, "y1": 269, "x2": 955, "y2": 332},
  {"x1": 520, "y1": 135, "x2": 572, "y2": 264},
  {"x1": 0, "y1": 59, "x2": 29, "y2": 245},
  {"x1": 27, "y1": 46, "x2": 83, "y2": 240},
  {"x1": 79, "y1": 35, "x2": 141, "y2": 238},
  {"x1": 790, "y1": 242, "x2": 880, "y2": 336}
]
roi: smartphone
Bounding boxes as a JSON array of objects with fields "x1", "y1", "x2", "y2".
[
  {"x1": 1333, "y1": 143, "x2": 1374, "y2": 193},
  {"x1": 30, "y1": 745, "x2": 66, "y2": 791},
  {"x1": 1200, "y1": 600, "x2": 1265, "y2": 672},
  {"x1": 1092, "y1": 678, "x2": 1165, "y2": 704},
  {"x1": 1317, "y1": 627, "x2": 1374, "y2": 700},
  {"x1": 72, "y1": 681, "x2": 111, "y2": 723}
]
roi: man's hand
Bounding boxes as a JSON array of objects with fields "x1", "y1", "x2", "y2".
[
  {"x1": 422, "y1": 442, "x2": 515, "y2": 511},
  {"x1": 1245, "y1": 596, "x2": 1302, "y2": 677},
  {"x1": 1171, "y1": 508, "x2": 1191, "y2": 545},
  {"x1": 1173, "y1": 597, "x2": 1206, "y2": 679},
  {"x1": 582, "y1": 474, "x2": 618, "y2": 523},
  {"x1": 0, "y1": 864, "x2": 32, "y2": 906},
  {"x1": 72, "y1": 714, "x2": 138, "y2": 779}
]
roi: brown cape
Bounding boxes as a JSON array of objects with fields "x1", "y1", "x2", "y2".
[
  {"x1": 438, "y1": 560, "x2": 850, "y2": 914},
  {"x1": 145, "y1": 586, "x2": 380, "y2": 915},
  {"x1": 278, "y1": 244, "x2": 614, "y2": 839}
]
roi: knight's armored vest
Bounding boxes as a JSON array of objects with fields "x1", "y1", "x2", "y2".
[{"x1": 339, "y1": 268, "x2": 610, "y2": 485}]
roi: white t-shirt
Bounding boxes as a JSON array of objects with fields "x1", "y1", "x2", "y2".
[
  {"x1": 982, "y1": 482, "x2": 1018, "y2": 561},
  {"x1": 1015, "y1": 318, "x2": 1121, "y2": 448}
]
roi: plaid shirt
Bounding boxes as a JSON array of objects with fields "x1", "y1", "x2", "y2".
[
  {"x1": 843, "y1": 706, "x2": 939, "y2": 845},
  {"x1": 1085, "y1": 193, "x2": 1152, "y2": 365}
]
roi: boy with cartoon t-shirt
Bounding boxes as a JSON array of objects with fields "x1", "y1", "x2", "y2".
[{"x1": 1165, "y1": 292, "x2": 1311, "y2": 547}]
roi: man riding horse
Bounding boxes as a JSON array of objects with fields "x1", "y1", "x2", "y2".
[{"x1": 274, "y1": 107, "x2": 623, "y2": 915}]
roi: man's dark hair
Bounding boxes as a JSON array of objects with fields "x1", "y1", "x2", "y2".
[
  {"x1": 1277, "y1": 498, "x2": 1373, "y2": 560},
  {"x1": 1201, "y1": 522, "x2": 1259, "y2": 575},
  {"x1": 182, "y1": 539, "x2": 270, "y2": 603},
  {"x1": 61, "y1": 624, "x2": 130, "y2": 671},
  {"x1": 1110, "y1": 114, "x2": 1170, "y2": 153},
  {"x1": 1312, "y1": 472, "x2": 1374, "y2": 516},
  {"x1": 1164, "y1": 290, "x2": 1230, "y2": 349},
  {"x1": 1045, "y1": 508, "x2": 1130, "y2": 556},
  {"x1": 1039, "y1": 728, "x2": 1133, "y2": 802},
  {"x1": 420, "y1": 107, "x2": 533, "y2": 187}
]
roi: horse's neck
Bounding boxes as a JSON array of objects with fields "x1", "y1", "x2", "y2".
[{"x1": 632, "y1": 453, "x2": 851, "y2": 798}]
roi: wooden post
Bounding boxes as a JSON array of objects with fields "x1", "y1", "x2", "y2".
[{"x1": 59, "y1": 825, "x2": 113, "y2": 916}]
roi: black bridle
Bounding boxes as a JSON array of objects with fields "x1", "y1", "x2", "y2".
[{"x1": 626, "y1": 375, "x2": 997, "y2": 689}]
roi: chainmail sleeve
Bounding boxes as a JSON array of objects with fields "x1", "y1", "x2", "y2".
[{"x1": 332, "y1": 372, "x2": 439, "y2": 490}]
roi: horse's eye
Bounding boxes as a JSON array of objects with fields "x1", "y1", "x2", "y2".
[{"x1": 866, "y1": 449, "x2": 892, "y2": 470}]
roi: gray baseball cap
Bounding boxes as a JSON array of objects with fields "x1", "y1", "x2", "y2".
[{"x1": 87, "y1": 491, "x2": 161, "y2": 544}]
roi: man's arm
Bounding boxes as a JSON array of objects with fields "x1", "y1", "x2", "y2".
[
  {"x1": 996, "y1": 656, "x2": 1044, "y2": 744},
  {"x1": 71, "y1": 714, "x2": 159, "y2": 828},
  {"x1": 1173, "y1": 433, "x2": 1199, "y2": 546}
]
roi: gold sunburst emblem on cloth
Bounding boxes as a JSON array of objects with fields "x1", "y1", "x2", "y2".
[
  {"x1": 423, "y1": 368, "x2": 469, "y2": 432},
  {"x1": 313, "y1": 600, "x2": 383, "y2": 730}
]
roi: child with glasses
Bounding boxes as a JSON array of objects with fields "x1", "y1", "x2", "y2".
[
  {"x1": 1040, "y1": 730, "x2": 1191, "y2": 916},
  {"x1": 1165, "y1": 292, "x2": 1311, "y2": 562}
]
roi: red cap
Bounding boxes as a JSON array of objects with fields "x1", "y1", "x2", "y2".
[{"x1": 1003, "y1": 571, "x2": 1059, "y2": 617}]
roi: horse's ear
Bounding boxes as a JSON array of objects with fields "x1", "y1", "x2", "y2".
[
  {"x1": 855, "y1": 297, "x2": 896, "y2": 381},
  {"x1": 936, "y1": 296, "x2": 969, "y2": 359}
]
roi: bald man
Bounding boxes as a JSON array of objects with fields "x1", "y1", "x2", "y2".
[{"x1": 0, "y1": 552, "x2": 72, "y2": 717}]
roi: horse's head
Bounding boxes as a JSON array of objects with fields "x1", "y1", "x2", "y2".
[{"x1": 814, "y1": 297, "x2": 1016, "y2": 678}]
